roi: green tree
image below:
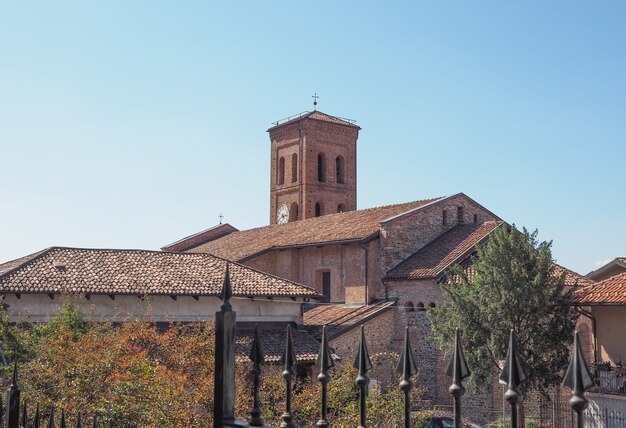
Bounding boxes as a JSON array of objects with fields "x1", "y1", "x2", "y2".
[{"x1": 429, "y1": 225, "x2": 578, "y2": 394}]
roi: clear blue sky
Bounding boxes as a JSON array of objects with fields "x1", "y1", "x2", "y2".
[{"x1": 1, "y1": 1, "x2": 624, "y2": 275}]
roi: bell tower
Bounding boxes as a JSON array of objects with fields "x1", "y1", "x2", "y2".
[{"x1": 268, "y1": 110, "x2": 360, "y2": 225}]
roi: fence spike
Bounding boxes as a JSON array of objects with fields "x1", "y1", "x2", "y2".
[
  {"x1": 280, "y1": 324, "x2": 296, "y2": 428},
  {"x1": 7, "y1": 362, "x2": 21, "y2": 428},
  {"x1": 76, "y1": 413, "x2": 82, "y2": 428},
  {"x1": 60, "y1": 409, "x2": 66, "y2": 428},
  {"x1": 446, "y1": 328, "x2": 470, "y2": 428},
  {"x1": 316, "y1": 325, "x2": 334, "y2": 428},
  {"x1": 108, "y1": 419, "x2": 113, "y2": 428},
  {"x1": 248, "y1": 325, "x2": 264, "y2": 427},
  {"x1": 353, "y1": 325, "x2": 371, "y2": 428},
  {"x1": 34, "y1": 403, "x2": 40, "y2": 428},
  {"x1": 397, "y1": 326, "x2": 417, "y2": 428},
  {"x1": 92, "y1": 415, "x2": 97, "y2": 428},
  {"x1": 22, "y1": 400, "x2": 28, "y2": 428},
  {"x1": 220, "y1": 263, "x2": 233, "y2": 311},
  {"x1": 499, "y1": 330, "x2": 527, "y2": 428},
  {"x1": 46, "y1": 407, "x2": 54, "y2": 428},
  {"x1": 563, "y1": 331, "x2": 594, "y2": 428}
]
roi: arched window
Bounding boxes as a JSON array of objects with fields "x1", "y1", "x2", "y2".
[
  {"x1": 290, "y1": 202, "x2": 299, "y2": 222},
  {"x1": 406, "y1": 302, "x2": 415, "y2": 312},
  {"x1": 317, "y1": 153, "x2": 326, "y2": 182},
  {"x1": 336, "y1": 156, "x2": 344, "y2": 184},
  {"x1": 416, "y1": 302, "x2": 425, "y2": 312},
  {"x1": 278, "y1": 157, "x2": 285, "y2": 185},
  {"x1": 315, "y1": 202, "x2": 323, "y2": 217},
  {"x1": 337, "y1": 203, "x2": 346, "y2": 213},
  {"x1": 291, "y1": 153, "x2": 298, "y2": 183}
]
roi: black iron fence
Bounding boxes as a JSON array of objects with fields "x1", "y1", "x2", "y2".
[{"x1": 0, "y1": 268, "x2": 601, "y2": 427}]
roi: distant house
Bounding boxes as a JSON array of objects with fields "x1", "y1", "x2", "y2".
[
  {"x1": 587, "y1": 257, "x2": 626, "y2": 282},
  {"x1": 574, "y1": 272, "x2": 626, "y2": 369}
]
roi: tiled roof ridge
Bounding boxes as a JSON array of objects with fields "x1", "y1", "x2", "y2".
[
  {"x1": 385, "y1": 220, "x2": 504, "y2": 280},
  {"x1": 213, "y1": 196, "x2": 447, "y2": 237},
  {"x1": 0, "y1": 247, "x2": 55, "y2": 279},
  {"x1": 0, "y1": 246, "x2": 317, "y2": 297},
  {"x1": 552, "y1": 263, "x2": 594, "y2": 286},
  {"x1": 579, "y1": 271, "x2": 626, "y2": 293}
]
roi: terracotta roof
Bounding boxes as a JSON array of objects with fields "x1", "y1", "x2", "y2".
[
  {"x1": 385, "y1": 221, "x2": 503, "y2": 280},
  {"x1": 302, "y1": 300, "x2": 396, "y2": 340},
  {"x1": 236, "y1": 328, "x2": 321, "y2": 364},
  {"x1": 161, "y1": 223, "x2": 238, "y2": 252},
  {"x1": 573, "y1": 272, "x2": 626, "y2": 305},
  {"x1": 269, "y1": 110, "x2": 360, "y2": 130},
  {"x1": 552, "y1": 264, "x2": 595, "y2": 288},
  {"x1": 188, "y1": 197, "x2": 446, "y2": 260},
  {"x1": 0, "y1": 247, "x2": 316, "y2": 297}
]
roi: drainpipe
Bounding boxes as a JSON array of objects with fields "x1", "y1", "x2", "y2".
[
  {"x1": 575, "y1": 306, "x2": 598, "y2": 379},
  {"x1": 359, "y1": 244, "x2": 369, "y2": 305}
]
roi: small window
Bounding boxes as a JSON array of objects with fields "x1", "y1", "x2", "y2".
[
  {"x1": 416, "y1": 302, "x2": 425, "y2": 312},
  {"x1": 336, "y1": 156, "x2": 345, "y2": 184},
  {"x1": 406, "y1": 302, "x2": 415, "y2": 312},
  {"x1": 442, "y1": 210, "x2": 448, "y2": 226},
  {"x1": 473, "y1": 214, "x2": 478, "y2": 224},
  {"x1": 278, "y1": 157, "x2": 285, "y2": 185},
  {"x1": 457, "y1": 207, "x2": 464, "y2": 224},
  {"x1": 322, "y1": 271, "x2": 331, "y2": 302},
  {"x1": 429, "y1": 302, "x2": 436, "y2": 308},
  {"x1": 315, "y1": 202, "x2": 323, "y2": 217},
  {"x1": 291, "y1": 153, "x2": 298, "y2": 183},
  {"x1": 317, "y1": 153, "x2": 326, "y2": 182},
  {"x1": 337, "y1": 203, "x2": 346, "y2": 213}
]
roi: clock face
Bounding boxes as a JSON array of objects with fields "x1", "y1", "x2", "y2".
[{"x1": 276, "y1": 204, "x2": 289, "y2": 224}]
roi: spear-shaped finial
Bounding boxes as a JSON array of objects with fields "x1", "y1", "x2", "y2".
[
  {"x1": 499, "y1": 330, "x2": 527, "y2": 428},
  {"x1": 317, "y1": 325, "x2": 335, "y2": 373},
  {"x1": 47, "y1": 406, "x2": 55, "y2": 428},
  {"x1": 282, "y1": 324, "x2": 297, "y2": 376},
  {"x1": 76, "y1": 413, "x2": 82, "y2": 428},
  {"x1": 60, "y1": 409, "x2": 67, "y2": 428},
  {"x1": 353, "y1": 325, "x2": 373, "y2": 375},
  {"x1": 446, "y1": 328, "x2": 471, "y2": 428},
  {"x1": 397, "y1": 326, "x2": 418, "y2": 381},
  {"x1": 354, "y1": 326, "x2": 372, "y2": 428},
  {"x1": 92, "y1": 415, "x2": 97, "y2": 428},
  {"x1": 563, "y1": 331, "x2": 594, "y2": 428},
  {"x1": 316, "y1": 325, "x2": 334, "y2": 428},
  {"x1": 396, "y1": 326, "x2": 418, "y2": 428},
  {"x1": 248, "y1": 325, "x2": 264, "y2": 427},
  {"x1": 220, "y1": 263, "x2": 233, "y2": 311}
]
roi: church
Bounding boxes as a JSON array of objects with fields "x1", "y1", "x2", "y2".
[
  {"x1": 161, "y1": 108, "x2": 591, "y2": 416},
  {"x1": 0, "y1": 107, "x2": 595, "y2": 420}
]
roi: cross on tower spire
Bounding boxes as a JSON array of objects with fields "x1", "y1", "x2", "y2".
[
  {"x1": 219, "y1": 213, "x2": 224, "y2": 225},
  {"x1": 312, "y1": 93, "x2": 319, "y2": 111}
]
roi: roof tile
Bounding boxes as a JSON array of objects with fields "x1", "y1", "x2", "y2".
[
  {"x1": 189, "y1": 197, "x2": 445, "y2": 260},
  {"x1": 0, "y1": 247, "x2": 316, "y2": 297},
  {"x1": 573, "y1": 272, "x2": 626, "y2": 305}
]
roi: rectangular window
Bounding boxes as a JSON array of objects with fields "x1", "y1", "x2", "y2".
[
  {"x1": 442, "y1": 210, "x2": 447, "y2": 226},
  {"x1": 322, "y1": 271, "x2": 331, "y2": 302},
  {"x1": 457, "y1": 206, "x2": 464, "y2": 224}
]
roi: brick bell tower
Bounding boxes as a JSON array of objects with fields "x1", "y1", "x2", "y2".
[{"x1": 268, "y1": 110, "x2": 361, "y2": 225}]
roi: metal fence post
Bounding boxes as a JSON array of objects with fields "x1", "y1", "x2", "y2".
[
  {"x1": 316, "y1": 325, "x2": 334, "y2": 428},
  {"x1": 446, "y1": 328, "x2": 470, "y2": 428},
  {"x1": 280, "y1": 324, "x2": 297, "y2": 428},
  {"x1": 248, "y1": 325, "x2": 264, "y2": 427},
  {"x1": 562, "y1": 331, "x2": 594, "y2": 428},
  {"x1": 354, "y1": 326, "x2": 372, "y2": 428}
]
